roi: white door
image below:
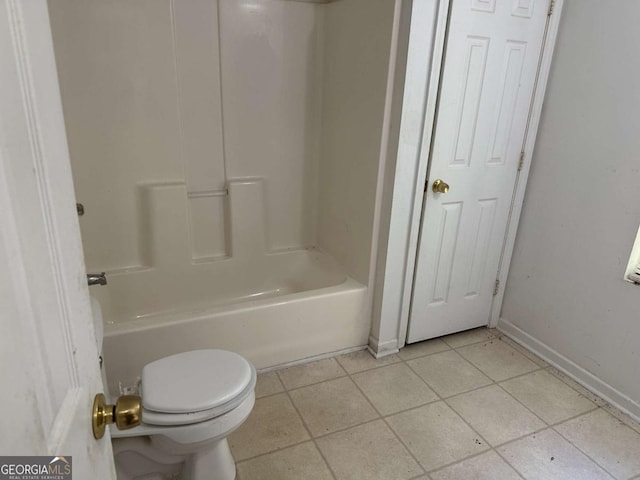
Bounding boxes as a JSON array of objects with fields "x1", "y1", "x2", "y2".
[
  {"x1": 0, "y1": 1, "x2": 116, "y2": 477},
  {"x1": 407, "y1": 0, "x2": 550, "y2": 342}
]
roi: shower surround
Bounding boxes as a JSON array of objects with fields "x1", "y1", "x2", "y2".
[{"x1": 49, "y1": 0, "x2": 396, "y2": 394}]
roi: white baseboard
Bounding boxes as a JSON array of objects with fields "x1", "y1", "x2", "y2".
[
  {"x1": 368, "y1": 334, "x2": 400, "y2": 358},
  {"x1": 498, "y1": 317, "x2": 640, "y2": 423}
]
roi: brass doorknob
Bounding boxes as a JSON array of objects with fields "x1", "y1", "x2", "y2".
[
  {"x1": 432, "y1": 179, "x2": 450, "y2": 194},
  {"x1": 92, "y1": 393, "x2": 142, "y2": 439}
]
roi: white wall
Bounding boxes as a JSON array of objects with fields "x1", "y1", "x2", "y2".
[{"x1": 501, "y1": 0, "x2": 640, "y2": 406}]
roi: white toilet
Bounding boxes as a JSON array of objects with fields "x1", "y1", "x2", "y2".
[{"x1": 91, "y1": 299, "x2": 256, "y2": 480}]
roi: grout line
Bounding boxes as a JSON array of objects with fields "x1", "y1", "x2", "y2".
[
  {"x1": 246, "y1": 330, "x2": 629, "y2": 478},
  {"x1": 492, "y1": 382, "x2": 551, "y2": 425},
  {"x1": 380, "y1": 415, "x2": 428, "y2": 475},
  {"x1": 294, "y1": 375, "x2": 385, "y2": 441},
  {"x1": 234, "y1": 437, "x2": 314, "y2": 465},
  {"x1": 551, "y1": 423, "x2": 620, "y2": 480},
  {"x1": 335, "y1": 353, "x2": 403, "y2": 374},
  {"x1": 544, "y1": 406, "x2": 600, "y2": 428},
  {"x1": 347, "y1": 369, "x2": 428, "y2": 476},
  {"x1": 491, "y1": 425, "x2": 554, "y2": 449},
  {"x1": 400, "y1": 337, "x2": 563, "y2": 475},
  {"x1": 368, "y1": 341, "x2": 500, "y2": 475},
  {"x1": 277, "y1": 371, "x2": 349, "y2": 392},
  {"x1": 408, "y1": 474, "x2": 430, "y2": 480},
  {"x1": 545, "y1": 365, "x2": 609, "y2": 406},
  {"x1": 396, "y1": 345, "x2": 453, "y2": 362},
  {"x1": 423, "y1": 405, "x2": 493, "y2": 474},
  {"x1": 281, "y1": 388, "x2": 339, "y2": 480},
  {"x1": 402, "y1": 349, "x2": 496, "y2": 398},
  {"x1": 440, "y1": 329, "x2": 501, "y2": 349},
  {"x1": 494, "y1": 446, "x2": 528, "y2": 480},
  {"x1": 400, "y1": 357, "x2": 447, "y2": 404},
  {"x1": 254, "y1": 391, "x2": 283, "y2": 401},
  {"x1": 311, "y1": 417, "x2": 384, "y2": 442},
  {"x1": 486, "y1": 365, "x2": 545, "y2": 384},
  {"x1": 426, "y1": 449, "x2": 496, "y2": 476}
]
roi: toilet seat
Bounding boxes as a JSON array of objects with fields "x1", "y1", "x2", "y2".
[{"x1": 141, "y1": 349, "x2": 256, "y2": 426}]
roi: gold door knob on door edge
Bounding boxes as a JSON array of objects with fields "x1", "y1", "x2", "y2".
[
  {"x1": 92, "y1": 393, "x2": 142, "y2": 439},
  {"x1": 432, "y1": 179, "x2": 450, "y2": 194}
]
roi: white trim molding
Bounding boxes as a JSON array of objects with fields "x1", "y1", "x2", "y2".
[
  {"x1": 371, "y1": 0, "x2": 565, "y2": 352},
  {"x1": 369, "y1": 0, "x2": 448, "y2": 355},
  {"x1": 498, "y1": 317, "x2": 640, "y2": 423},
  {"x1": 368, "y1": 334, "x2": 400, "y2": 359}
]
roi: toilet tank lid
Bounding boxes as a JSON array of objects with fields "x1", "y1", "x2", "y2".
[{"x1": 142, "y1": 349, "x2": 254, "y2": 414}]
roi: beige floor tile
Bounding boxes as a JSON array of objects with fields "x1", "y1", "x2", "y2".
[
  {"x1": 546, "y1": 367, "x2": 608, "y2": 407},
  {"x1": 255, "y1": 371, "x2": 284, "y2": 398},
  {"x1": 498, "y1": 429, "x2": 612, "y2": 480},
  {"x1": 407, "y1": 350, "x2": 492, "y2": 398},
  {"x1": 236, "y1": 442, "x2": 333, "y2": 480},
  {"x1": 555, "y1": 409, "x2": 640, "y2": 479},
  {"x1": 353, "y1": 363, "x2": 438, "y2": 415},
  {"x1": 387, "y1": 401, "x2": 489, "y2": 471},
  {"x1": 430, "y1": 451, "x2": 521, "y2": 480},
  {"x1": 278, "y1": 357, "x2": 346, "y2": 390},
  {"x1": 289, "y1": 377, "x2": 378, "y2": 436},
  {"x1": 229, "y1": 393, "x2": 310, "y2": 461},
  {"x1": 316, "y1": 420, "x2": 423, "y2": 480},
  {"x1": 336, "y1": 349, "x2": 401, "y2": 374},
  {"x1": 499, "y1": 336, "x2": 549, "y2": 367},
  {"x1": 457, "y1": 340, "x2": 538, "y2": 381},
  {"x1": 447, "y1": 385, "x2": 545, "y2": 446},
  {"x1": 441, "y1": 328, "x2": 500, "y2": 349},
  {"x1": 398, "y1": 338, "x2": 450, "y2": 360},
  {"x1": 602, "y1": 403, "x2": 640, "y2": 435},
  {"x1": 500, "y1": 370, "x2": 595, "y2": 424}
]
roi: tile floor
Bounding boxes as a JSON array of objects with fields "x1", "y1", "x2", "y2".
[{"x1": 229, "y1": 328, "x2": 640, "y2": 480}]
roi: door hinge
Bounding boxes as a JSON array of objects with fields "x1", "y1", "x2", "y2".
[
  {"x1": 518, "y1": 151, "x2": 525, "y2": 171},
  {"x1": 548, "y1": 0, "x2": 555, "y2": 16},
  {"x1": 493, "y1": 279, "x2": 500, "y2": 296}
]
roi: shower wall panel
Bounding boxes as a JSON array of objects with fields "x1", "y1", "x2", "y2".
[
  {"x1": 317, "y1": 0, "x2": 396, "y2": 284},
  {"x1": 219, "y1": 0, "x2": 323, "y2": 252},
  {"x1": 49, "y1": 0, "x2": 184, "y2": 271},
  {"x1": 49, "y1": 0, "x2": 323, "y2": 271}
]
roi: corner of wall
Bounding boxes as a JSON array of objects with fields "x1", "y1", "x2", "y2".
[{"x1": 498, "y1": 317, "x2": 640, "y2": 423}]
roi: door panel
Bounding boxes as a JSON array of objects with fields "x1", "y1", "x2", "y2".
[
  {"x1": 0, "y1": 1, "x2": 115, "y2": 476},
  {"x1": 407, "y1": 0, "x2": 549, "y2": 342}
]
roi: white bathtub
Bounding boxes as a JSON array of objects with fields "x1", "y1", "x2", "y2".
[{"x1": 100, "y1": 248, "x2": 368, "y2": 395}]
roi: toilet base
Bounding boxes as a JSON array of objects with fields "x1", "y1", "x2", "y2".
[
  {"x1": 182, "y1": 438, "x2": 235, "y2": 480},
  {"x1": 114, "y1": 436, "x2": 237, "y2": 480}
]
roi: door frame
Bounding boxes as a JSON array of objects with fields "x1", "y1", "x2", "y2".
[{"x1": 369, "y1": 0, "x2": 565, "y2": 356}]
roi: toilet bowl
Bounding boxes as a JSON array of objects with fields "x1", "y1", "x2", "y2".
[
  {"x1": 90, "y1": 298, "x2": 256, "y2": 480},
  {"x1": 110, "y1": 349, "x2": 256, "y2": 480}
]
